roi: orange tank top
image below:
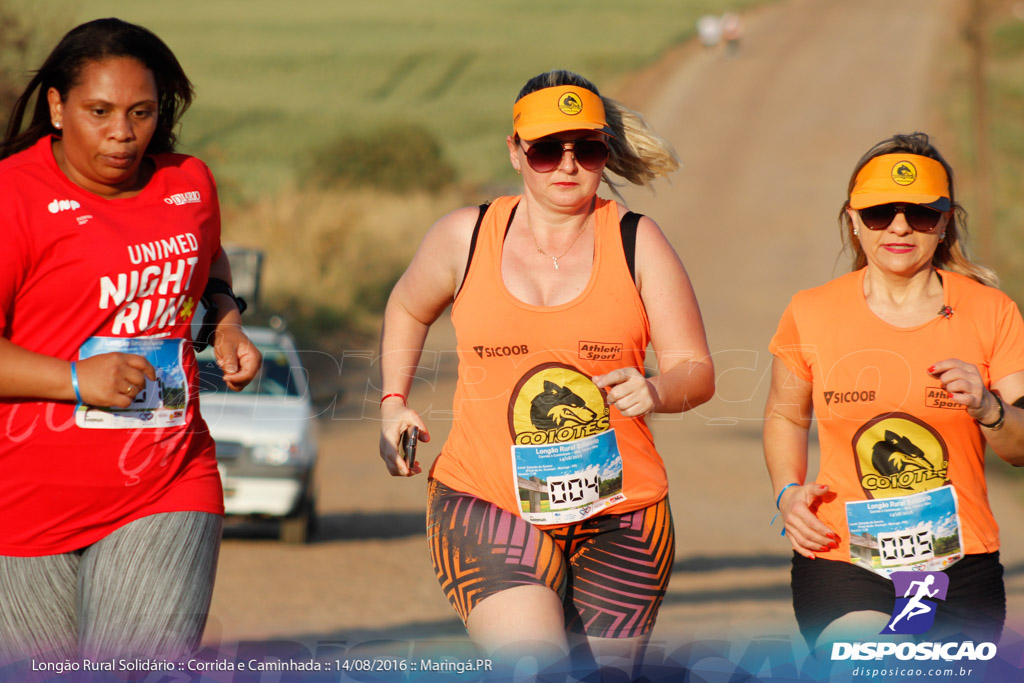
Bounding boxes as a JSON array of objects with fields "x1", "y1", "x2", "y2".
[{"x1": 430, "y1": 195, "x2": 667, "y2": 526}]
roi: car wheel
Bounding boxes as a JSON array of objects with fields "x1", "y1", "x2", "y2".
[{"x1": 279, "y1": 496, "x2": 315, "y2": 544}]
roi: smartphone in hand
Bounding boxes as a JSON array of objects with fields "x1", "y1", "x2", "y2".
[{"x1": 400, "y1": 426, "x2": 418, "y2": 468}]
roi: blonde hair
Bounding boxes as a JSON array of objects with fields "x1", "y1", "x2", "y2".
[
  {"x1": 514, "y1": 70, "x2": 679, "y2": 191},
  {"x1": 839, "y1": 132, "x2": 998, "y2": 287}
]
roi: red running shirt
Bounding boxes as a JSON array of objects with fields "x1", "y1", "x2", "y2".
[{"x1": 0, "y1": 136, "x2": 224, "y2": 556}]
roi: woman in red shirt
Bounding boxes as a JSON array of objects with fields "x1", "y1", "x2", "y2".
[{"x1": 0, "y1": 18, "x2": 259, "y2": 665}]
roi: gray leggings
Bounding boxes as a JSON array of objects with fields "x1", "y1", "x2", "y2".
[{"x1": 0, "y1": 511, "x2": 222, "y2": 663}]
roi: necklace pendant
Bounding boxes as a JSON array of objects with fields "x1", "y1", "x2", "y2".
[{"x1": 552, "y1": 258, "x2": 560, "y2": 270}]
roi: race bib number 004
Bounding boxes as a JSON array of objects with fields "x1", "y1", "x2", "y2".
[{"x1": 511, "y1": 429, "x2": 626, "y2": 525}]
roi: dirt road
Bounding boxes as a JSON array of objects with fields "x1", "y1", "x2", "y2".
[{"x1": 205, "y1": 0, "x2": 1024, "y2": 672}]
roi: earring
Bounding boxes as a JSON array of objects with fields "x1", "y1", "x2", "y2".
[
  {"x1": 853, "y1": 228, "x2": 859, "y2": 237},
  {"x1": 515, "y1": 168, "x2": 521, "y2": 175},
  {"x1": 939, "y1": 231, "x2": 946, "y2": 241},
  {"x1": 53, "y1": 121, "x2": 61, "y2": 129}
]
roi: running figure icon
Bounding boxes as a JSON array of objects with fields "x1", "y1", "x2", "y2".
[
  {"x1": 888, "y1": 575, "x2": 939, "y2": 631},
  {"x1": 883, "y1": 571, "x2": 950, "y2": 635}
]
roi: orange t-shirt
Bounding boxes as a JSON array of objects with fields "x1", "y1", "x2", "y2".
[
  {"x1": 430, "y1": 196, "x2": 667, "y2": 525},
  {"x1": 770, "y1": 268, "x2": 1024, "y2": 560}
]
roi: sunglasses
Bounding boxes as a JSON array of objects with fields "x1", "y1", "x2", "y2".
[
  {"x1": 857, "y1": 203, "x2": 946, "y2": 232},
  {"x1": 520, "y1": 138, "x2": 609, "y2": 173}
]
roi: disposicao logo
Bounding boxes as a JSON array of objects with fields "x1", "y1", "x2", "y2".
[{"x1": 831, "y1": 571, "x2": 997, "y2": 662}]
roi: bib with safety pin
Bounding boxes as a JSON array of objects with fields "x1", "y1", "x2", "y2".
[
  {"x1": 75, "y1": 336, "x2": 189, "y2": 429},
  {"x1": 846, "y1": 485, "x2": 963, "y2": 579}
]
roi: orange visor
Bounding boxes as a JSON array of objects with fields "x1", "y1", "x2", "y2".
[
  {"x1": 512, "y1": 85, "x2": 613, "y2": 140},
  {"x1": 849, "y1": 153, "x2": 950, "y2": 211}
]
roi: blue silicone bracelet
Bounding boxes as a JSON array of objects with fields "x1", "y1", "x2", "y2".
[
  {"x1": 70, "y1": 361, "x2": 83, "y2": 404},
  {"x1": 775, "y1": 482, "x2": 800, "y2": 510}
]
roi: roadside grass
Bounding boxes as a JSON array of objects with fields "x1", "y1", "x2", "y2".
[
  {"x1": 220, "y1": 186, "x2": 465, "y2": 336},
  {"x1": 940, "y1": 9, "x2": 1024, "y2": 305},
  {"x1": 989, "y1": 12, "x2": 1024, "y2": 485},
  {"x1": 987, "y1": 15, "x2": 1024, "y2": 306}
]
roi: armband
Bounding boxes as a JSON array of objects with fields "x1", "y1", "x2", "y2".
[
  {"x1": 204, "y1": 278, "x2": 248, "y2": 315},
  {"x1": 193, "y1": 278, "x2": 248, "y2": 352}
]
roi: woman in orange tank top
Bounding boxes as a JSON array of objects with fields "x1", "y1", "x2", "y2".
[{"x1": 378, "y1": 70, "x2": 714, "y2": 679}]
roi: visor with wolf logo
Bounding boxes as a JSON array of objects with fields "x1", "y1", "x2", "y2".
[
  {"x1": 849, "y1": 153, "x2": 950, "y2": 211},
  {"x1": 512, "y1": 85, "x2": 613, "y2": 140},
  {"x1": 507, "y1": 362, "x2": 625, "y2": 524},
  {"x1": 845, "y1": 413, "x2": 963, "y2": 578}
]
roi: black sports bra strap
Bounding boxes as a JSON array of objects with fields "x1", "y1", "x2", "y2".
[
  {"x1": 620, "y1": 211, "x2": 641, "y2": 285},
  {"x1": 457, "y1": 203, "x2": 489, "y2": 299}
]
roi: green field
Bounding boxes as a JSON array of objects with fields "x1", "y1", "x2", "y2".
[{"x1": 73, "y1": 0, "x2": 774, "y2": 203}]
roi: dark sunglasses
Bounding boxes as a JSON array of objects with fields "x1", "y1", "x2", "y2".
[
  {"x1": 520, "y1": 138, "x2": 609, "y2": 173},
  {"x1": 857, "y1": 203, "x2": 946, "y2": 232}
]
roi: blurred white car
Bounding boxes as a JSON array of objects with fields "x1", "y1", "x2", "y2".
[{"x1": 196, "y1": 325, "x2": 318, "y2": 543}]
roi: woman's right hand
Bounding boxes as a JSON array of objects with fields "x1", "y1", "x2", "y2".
[
  {"x1": 778, "y1": 482, "x2": 839, "y2": 559},
  {"x1": 379, "y1": 403, "x2": 429, "y2": 477},
  {"x1": 75, "y1": 353, "x2": 157, "y2": 408}
]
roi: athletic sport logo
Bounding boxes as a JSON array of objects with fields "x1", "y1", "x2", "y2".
[
  {"x1": 891, "y1": 160, "x2": 917, "y2": 186},
  {"x1": 883, "y1": 571, "x2": 949, "y2": 635}
]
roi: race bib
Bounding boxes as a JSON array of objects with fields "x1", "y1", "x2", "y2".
[
  {"x1": 75, "y1": 337, "x2": 188, "y2": 429},
  {"x1": 846, "y1": 485, "x2": 963, "y2": 579},
  {"x1": 511, "y1": 428, "x2": 626, "y2": 525}
]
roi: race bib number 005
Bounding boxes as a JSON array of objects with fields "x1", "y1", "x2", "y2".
[{"x1": 846, "y1": 485, "x2": 962, "y2": 579}]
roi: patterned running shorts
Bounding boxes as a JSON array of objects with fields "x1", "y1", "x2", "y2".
[{"x1": 426, "y1": 479, "x2": 675, "y2": 638}]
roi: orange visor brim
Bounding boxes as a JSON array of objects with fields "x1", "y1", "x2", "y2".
[
  {"x1": 849, "y1": 153, "x2": 950, "y2": 211},
  {"x1": 512, "y1": 85, "x2": 613, "y2": 140}
]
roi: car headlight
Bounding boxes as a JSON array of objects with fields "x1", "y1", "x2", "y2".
[{"x1": 250, "y1": 440, "x2": 299, "y2": 465}]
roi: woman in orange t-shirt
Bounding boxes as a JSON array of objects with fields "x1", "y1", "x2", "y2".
[
  {"x1": 378, "y1": 70, "x2": 714, "y2": 677},
  {"x1": 765, "y1": 132, "x2": 1024, "y2": 650}
]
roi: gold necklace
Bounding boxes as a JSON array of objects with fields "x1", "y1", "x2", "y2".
[{"x1": 526, "y1": 201, "x2": 594, "y2": 271}]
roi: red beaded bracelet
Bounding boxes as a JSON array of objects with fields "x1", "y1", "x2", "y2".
[{"x1": 380, "y1": 393, "x2": 407, "y2": 406}]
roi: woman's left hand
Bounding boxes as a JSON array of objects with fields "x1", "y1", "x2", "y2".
[
  {"x1": 214, "y1": 324, "x2": 262, "y2": 391},
  {"x1": 593, "y1": 367, "x2": 655, "y2": 417},
  {"x1": 929, "y1": 358, "x2": 999, "y2": 422}
]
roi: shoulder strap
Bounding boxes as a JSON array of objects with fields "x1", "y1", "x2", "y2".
[
  {"x1": 457, "y1": 203, "x2": 489, "y2": 299},
  {"x1": 620, "y1": 211, "x2": 641, "y2": 285}
]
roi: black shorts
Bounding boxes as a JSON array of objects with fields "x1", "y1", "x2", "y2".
[{"x1": 791, "y1": 552, "x2": 1005, "y2": 647}]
